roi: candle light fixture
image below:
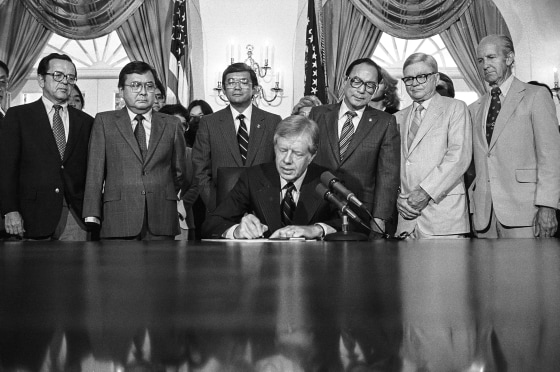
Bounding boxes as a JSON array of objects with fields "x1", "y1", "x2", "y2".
[{"x1": 553, "y1": 68, "x2": 560, "y2": 102}]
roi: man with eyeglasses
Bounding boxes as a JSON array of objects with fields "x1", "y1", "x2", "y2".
[
  {"x1": 83, "y1": 61, "x2": 188, "y2": 240},
  {"x1": 0, "y1": 53, "x2": 94, "y2": 240},
  {"x1": 394, "y1": 53, "x2": 471, "y2": 239},
  {"x1": 309, "y1": 58, "x2": 400, "y2": 238},
  {"x1": 192, "y1": 62, "x2": 281, "y2": 212}
]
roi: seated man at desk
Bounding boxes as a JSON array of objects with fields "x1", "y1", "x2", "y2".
[{"x1": 202, "y1": 115, "x2": 340, "y2": 239}]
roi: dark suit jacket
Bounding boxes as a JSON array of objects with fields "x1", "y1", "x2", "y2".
[
  {"x1": 192, "y1": 104, "x2": 281, "y2": 211},
  {"x1": 0, "y1": 99, "x2": 93, "y2": 238},
  {"x1": 82, "y1": 108, "x2": 187, "y2": 238},
  {"x1": 309, "y1": 103, "x2": 400, "y2": 223},
  {"x1": 202, "y1": 163, "x2": 340, "y2": 238}
]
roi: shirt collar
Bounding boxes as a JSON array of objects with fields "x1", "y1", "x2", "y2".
[
  {"x1": 280, "y1": 169, "x2": 307, "y2": 192},
  {"x1": 230, "y1": 105, "x2": 253, "y2": 122},
  {"x1": 126, "y1": 107, "x2": 153, "y2": 123},
  {"x1": 41, "y1": 96, "x2": 68, "y2": 112},
  {"x1": 492, "y1": 74, "x2": 514, "y2": 97},
  {"x1": 338, "y1": 100, "x2": 365, "y2": 121},
  {"x1": 414, "y1": 95, "x2": 434, "y2": 111}
]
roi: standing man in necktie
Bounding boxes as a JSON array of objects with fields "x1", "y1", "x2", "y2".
[
  {"x1": 395, "y1": 53, "x2": 471, "y2": 239},
  {"x1": 192, "y1": 63, "x2": 282, "y2": 212},
  {"x1": 469, "y1": 35, "x2": 560, "y2": 238},
  {"x1": 83, "y1": 61, "x2": 188, "y2": 240},
  {"x1": 309, "y1": 58, "x2": 400, "y2": 237},
  {"x1": 0, "y1": 60, "x2": 8, "y2": 122},
  {"x1": 0, "y1": 53, "x2": 93, "y2": 240}
]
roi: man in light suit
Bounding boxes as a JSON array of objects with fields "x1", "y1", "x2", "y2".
[
  {"x1": 0, "y1": 53, "x2": 93, "y2": 240},
  {"x1": 83, "y1": 61, "x2": 187, "y2": 240},
  {"x1": 202, "y1": 115, "x2": 339, "y2": 239},
  {"x1": 308, "y1": 58, "x2": 400, "y2": 236},
  {"x1": 395, "y1": 53, "x2": 471, "y2": 238},
  {"x1": 192, "y1": 63, "x2": 282, "y2": 212},
  {"x1": 470, "y1": 35, "x2": 560, "y2": 238}
]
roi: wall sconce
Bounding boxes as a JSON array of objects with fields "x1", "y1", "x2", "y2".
[
  {"x1": 244, "y1": 44, "x2": 271, "y2": 78},
  {"x1": 553, "y1": 68, "x2": 560, "y2": 102}
]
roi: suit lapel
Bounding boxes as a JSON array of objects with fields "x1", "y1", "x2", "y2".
[
  {"x1": 246, "y1": 105, "x2": 266, "y2": 165},
  {"x1": 32, "y1": 100, "x2": 61, "y2": 160},
  {"x1": 489, "y1": 78, "x2": 524, "y2": 150},
  {"x1": 218, "y1": 107, "x2": 244, "y2": 166},
  {"x1": 256, "y1": 165, "x2": 282, "y2": 231},
  {"x1": 115, "y1": 108, "x2": 143, "y2": 162},
  {"x1": 145, "y1": 113, "x2": 165, "y2": 164},
  {"x1": 397, "y1": 106, "x2": 413, "y2": 158},
  {"x1": 340, "y1": 107, "x2": 376, "y2": 164},
  {"x1": 63, "y1": 108, "x2": 84, "y2": 162},
  {"x1": 293, "y1": 168, "x2": 323, "y2": 225},
  {"x1": 324, "y1": 104, "x2": 342, "y2": 165},
  {"x1": 408, "y1": 95, "x2": 444, "y2": 153}
]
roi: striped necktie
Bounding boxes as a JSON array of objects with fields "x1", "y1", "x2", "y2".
[
  {"x1": 339, "y1": 111, "x2": 357, "y2": 160},
  {"x1": 237, "y1": 114, "x2": 249, "y2": 165},
  {"x1": 52, "y1": 105, "x2": 66, "y2": 160},
  {"x1": 281, "y1": 182, "x2": 296, "y2": 226},
  {"x1": 407, "y1": 103, "x2": 424, "y2": 149}
]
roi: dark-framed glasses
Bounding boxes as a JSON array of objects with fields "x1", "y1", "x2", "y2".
[
  {"x1": 124, "y1": 81, "x2": 156, "y2": 93},
  {"x1": 348, "y1": 76, "x2": 378, "y2": 93},
  {"x1": 225, "y1": 78, "x2": 251, "y2": 89},
  {"x1": 402, "y1": 72, "x2": 437, "y2": 86},
  {"x1": 44, "y1": 71, "x2": 77, "y2": 84}
]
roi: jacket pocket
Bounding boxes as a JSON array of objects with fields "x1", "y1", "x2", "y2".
[{"x1": 515, "y1": 169, "x2": 537, "y2": 183}]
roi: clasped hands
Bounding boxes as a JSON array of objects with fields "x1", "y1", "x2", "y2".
[
  {"x1": 397, "y1": 187, "x2": 431, "y2": 220},
  {"x1": 232, "y1": 213, "x2": 322, "y2": 239}
]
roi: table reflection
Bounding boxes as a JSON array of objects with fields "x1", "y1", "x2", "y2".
[{"x1": 0, "y1": 240, "x2": 559, "y2": 371}]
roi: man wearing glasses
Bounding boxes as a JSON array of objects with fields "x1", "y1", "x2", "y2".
[
  {"x1": 394, "y1": 53, "x2": 471, "y2": 239},
  {"x1": 309, "y1": 58, "x2": 400, "y2": 237},
  {"x1": 0, "y1": 53, "x2": 94, "y2": 240},
  {"x1": 192, "y1": 62, "x2": 281, "y2": 212},
  {"x1": 83, "y1": 61, "x2": 188, "y2": 240}
]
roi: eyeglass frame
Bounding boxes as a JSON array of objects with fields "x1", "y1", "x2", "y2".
[
  {"x1": 346, "y1": 76, "x2": 378, "y2": 94},
  {"x1": 123, "y1": 81, "x2": 157, "y2": 93},
  {"x1": 43, "y1": 71, "x2": 77, "y2": 85},
  {"x1": 224, "y1": 78, "x2": 252, "y2": 89},
  {"x1": 401, "y1": 72, "x2": 438, "y2": 86}
]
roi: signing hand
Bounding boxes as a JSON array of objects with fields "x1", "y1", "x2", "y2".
[
  {"x1": 533, "y1": 206, "x2": 558, "y2": 238},
  {"x1": 4, "y1": 211, "x2": 25, "y2": 237},
  {"x1": 233, "y1": 214, "x2": 268, "y2": 239},
  {"x1": 269, "y1": 225, "x2": 323, "y2": 239}
]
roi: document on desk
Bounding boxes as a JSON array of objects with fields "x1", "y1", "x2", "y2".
[{"x1": 202, "y1": 238, "x2": 315, "y2": 243}]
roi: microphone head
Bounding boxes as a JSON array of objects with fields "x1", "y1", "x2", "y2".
[
  {"x1": 320, "y1": 171, "x2": 338, "y2": 188},
  {"x1": 315, "y1": 183, "x2": 329, "y2": 198}
]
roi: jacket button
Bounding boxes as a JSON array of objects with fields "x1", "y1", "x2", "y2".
[
  {"x1": 55, "y1": 188, "x2": 60, "y2": 193},
  {"x1": 61, "y1": 165, "x2": 64, "y2": 169},
  {"x1": 141, "y1": 190, "x2": 146, "y2": 195}
]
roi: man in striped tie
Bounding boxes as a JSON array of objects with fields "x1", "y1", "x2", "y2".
[
  {"x1": 202, "y1": 115, "x2": 340, "y2": 240},
  {"x1": 394, "y1": 53, "x2": 472, "y2": 239}
]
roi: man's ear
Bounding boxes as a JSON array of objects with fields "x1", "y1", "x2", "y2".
[
  {"x1": 38, "y1": 74, "x2": 45, "y2": 89},
  {"x1": 506, "y1": 51, "x2": 515, "y2": 67}
]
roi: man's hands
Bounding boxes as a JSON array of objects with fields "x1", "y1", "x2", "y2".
[
  {"x1": 397, "y1": 188, "x2": 431, "y2": 220},
  {"x1": 269, "y1": 225, "x2": 323, "y2": 239},
  {"x1": 533, "y1": 206, "x2": 558, "y2": 238},
  {"x1": 4, "y1": 211, "x2": 25, "y2": 236},
  {"x1": 233, "y1": 214, "x2": 268, "y2": 239}
]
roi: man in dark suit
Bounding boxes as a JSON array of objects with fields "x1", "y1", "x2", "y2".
[
  {"x1": 309, "y1": 58, "x2": 400, "y2": 236},
  {"x1": 192, "y1": 62, "x2": 282, "y2": 212},
  {"x1": 82, "y1": 61, "x2": 188, "y2": 240},
  {"x1": 202, "y1": 115, "x2": 340, "y2": 239},
  {"x1": 0, "y1": 60, "x2": 7, "y2": 121},
  {"x1": 0, "y1": 53, "x2": 93, "y2": 240}
]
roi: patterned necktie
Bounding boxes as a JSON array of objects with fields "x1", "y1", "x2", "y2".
[
  {"x1": 281, "y1": 182, "x2": 296, "y2": 226},
  {"x1": 486, "y1": 87, "x2": 502, "y2": 145},
  {"x1": 237, "y1": 114, "x2": 249, "y2": 165},
  {"x1": 134, "y1": 114, "x2": 147, "y2": 161},
  {"x1": 339, "y1": 111, "x2": 357, "y2": 160},
  {"x1": 407, "y1": 103, "x2": 424, "y2": 149},
  {"x1": 52, "y1": 105, "x2": 66, "y2": 160}
]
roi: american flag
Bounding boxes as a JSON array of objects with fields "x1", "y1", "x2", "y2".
[
  {"x1": 304, "y1": 0, "x2": 327, "y2": 103},
  {"x1": 169, "y1": 0, "x2": 190, "y2": 104}
]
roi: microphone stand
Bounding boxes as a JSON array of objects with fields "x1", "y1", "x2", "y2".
[{"x1": 324, "y1": 214, "x2": 369, "y2": 241}]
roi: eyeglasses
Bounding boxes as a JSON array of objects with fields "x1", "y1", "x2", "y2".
[
  {"x1": 155, "y1": 94, "x2": 165, "y2": 101},
  {"x1": 44, "y1": 71, "x2": 77, "y2": 84},
  {"x1": 402, "y1": 72, "x2": 437, "y2": 86},
  {"x1": 0, "y1": 80, "x2": 7, "y2": 89},
  {"x1": 348, "y1": 76, "x2": 378, "y2": 93},
  {"x1": 124, "y1": 81, "x2": 156, "y2": 93},
  {"x1": 224, "y1": 78, "x2": 251, "y2": 89}
]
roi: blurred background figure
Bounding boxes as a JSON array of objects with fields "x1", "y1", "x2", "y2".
[
  {"x1": 291, "y1": 95, "x2": 323, "y2": 116},
  {"x1": 436, "y1": 72, "x2": 455, "y2": 98},
  {"x1": 160, "y1": 104, "x2": 191, "y2": 143},
  {"x1": 152, "y1": 78, "x2": 166, "y2": 112},
  {"x1": 68, "y1": 84, "x2": 84, "y2": 110},
  {"x1": 368, "y1": 67, "x2": 400, "y2": 114},
  {"x1": 185, "y1": 99, "x2": 213, "y2": 148}
]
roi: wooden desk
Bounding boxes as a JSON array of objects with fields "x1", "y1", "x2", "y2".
[{"x1": 1, "y1": 239, "x2": 559, "y2": 371}]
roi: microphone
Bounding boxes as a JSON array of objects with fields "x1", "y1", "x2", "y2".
[
  {"x1": 320, "y1": 171, "x2": 370, "y2": 216},
  {"x1": 315, "y1": 183, "x2": 370, "y2": 231}
]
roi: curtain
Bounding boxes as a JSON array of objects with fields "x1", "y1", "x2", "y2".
[
  {"x1": 0, "y1": 0, "x2": 52, "y2": 98},
  {"x1": 20, "y1": 0, "x2": 144, "y2": 40},
  {"x1": 323, "y1": 0, "x2": 383, "y2": 103},
  {"x1": 349, "y1": 0, "x2": 474, "y2": 39},
  {"x1": 117, "y1": 0, "x2": 174, "y2": 92},
  {"x1": 440, "y1": 0, "x2": 511, "y2": 95}
]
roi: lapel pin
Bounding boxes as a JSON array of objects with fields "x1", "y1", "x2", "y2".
[{"x1": 257, "y1": 124, "x2": 261, "y2": 129}]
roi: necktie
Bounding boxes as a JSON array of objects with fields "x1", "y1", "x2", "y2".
[
  {"x1": 281, "y1": 182, "x2": 296, "y2": 226},
  {"x1": 52, "y1": 105, "x2": 66, "y2": 160},
  {"x1": 486, "y1": 87, "x2": 501, "y2": 145},
  {"x1": 134, "y1": 114, "x2": 147, "y2": 161},
  {"x1": 407, "y1": 103, "x2": 424, "y2": 149},
  {"x1": 237, "y1": 114, "x2": 249, "y2": 165},
  {"x1": 339, "y1": 111, "x2": 357, "y2": 161}
]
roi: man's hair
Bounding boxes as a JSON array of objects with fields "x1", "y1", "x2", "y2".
[
  {"x1": 155, "y1": 77, "x2": 166, "y2": 99},
  {"x1": 274, "y1": 115, "x2": 320, "y2": 155},
  {"x1": 222, "y1": 62, "x2": 259, "y2": 89},
  {"x1": 0, "y1": 60, "x2": 9, "y2": 76},
  {"x1": 436, "y1": 72, "x2": 455, "y2": 98},
  {"x1": 482, "y1": 34, "x2": 515, "y2": 55},
  {"x1": 379, "y1": 67, "x2": 400, "y2": 111},
  {"x1": 37, "y1": 53, "x2": 76, "y2": 76},
  {"x1": 403, "y1": 53, "x2": 438, "y2": 72},
  {"x1": 159, "y1": 104, "x2": 190, "y2": 120},
  {"x1": 345, "y1": 58, "x2": 382, "y2": 83},
  {"x1": 72, "y1": 84, "x2": 85, "y2": 107},
  {"x1": 186, "y1": 99, "x2": 214, "y2": 116},
  {"x1": 118, "y1": 61, "x2": 158, "y2": 89}
]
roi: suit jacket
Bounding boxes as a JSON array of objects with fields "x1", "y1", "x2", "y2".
[
  {"x1": 82, "y1": 108, "x2": 187, "y2": 238},
  {"x1": 192, "y1": 104, "x2": 281, "y2": 211},
  {"x1": 309, "y1": 103, "x2": 400, "y2": 224},
  {"x1": 202, "y1": 163, "x2": 340, "y2": 238},
  {"x1": 469, "y1": 77, "x2": 560, "y2": 229},
  {"x1": 0, "y1": 99, "x2": 93, "y2": 238},
  {"x1": 394, "y1": 94, "x2": 471, "y2": 235}
]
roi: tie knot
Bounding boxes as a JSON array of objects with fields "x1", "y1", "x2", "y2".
[
  {"x1": 53, "y1": 104, "x2": 62, "y2": 113},
  {"x1": 237, "y1": 114, "x2": 245, "y2": 121},
  {"x1": 284, "y1": 182, "x2": 296, "y2": 192},
  {"x1": 416, "y1": 104, "x2": 425, "y2": 112},
  {"x1": 491, "y1": 87, "x2": 501, "y2": 97},
  {"x1": 346, "y1": 111, "x2": 357, "y2": 119},
  {"x1": 135, "y1": 114, "x2": 144, "y2": 123}
]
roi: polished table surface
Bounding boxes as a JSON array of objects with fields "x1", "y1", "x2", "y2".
[{"x1": 1, "y1": 239, "x2": 559, "y2": 372}]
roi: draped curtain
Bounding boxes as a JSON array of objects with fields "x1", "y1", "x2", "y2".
[
  {"x1": 116, "y1": 0, "x2": 174, "y2": 90},
  {"x1": 20, "y1": 0, "x2": 144, "y2": 40},
  {"x1": 323, "y1": 0, "x2": 383, "y2": 103},
  {"x1": 0, "y1": 0, "x2": 52, "y2": 98}
]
